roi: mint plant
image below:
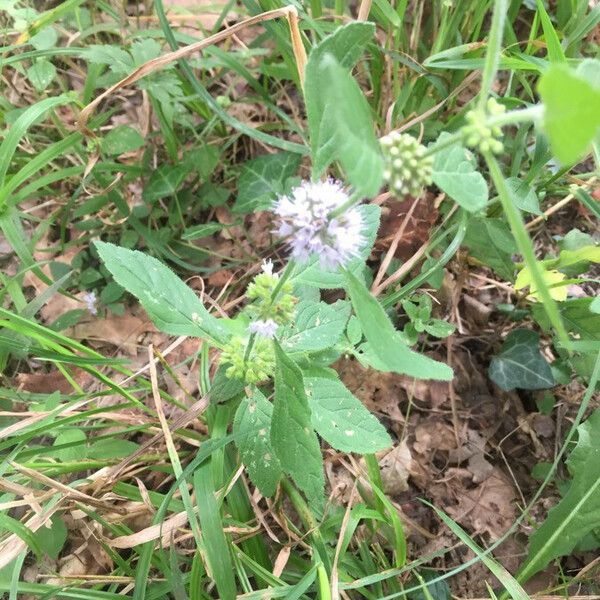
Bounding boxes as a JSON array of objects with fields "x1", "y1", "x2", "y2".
[{"x1": 95, "y1": 17, "x2": 600, "y2": 515}]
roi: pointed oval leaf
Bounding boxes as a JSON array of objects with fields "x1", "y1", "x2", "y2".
[
  {"x1": 304, "y1": 368, "x2": 391, "y2": 453},
  {"x1": 233, "y1": 389, "x2": 282, "y2": 497},
  {"x1": 271, "y1": 341, "x2": 324, "y2": 507},
  {"x1": 344, "y1": 270, "x2": 453, "y2": 381},
  {"x1": 95, "y1": 242, "x2": 229, "y2": 345}
]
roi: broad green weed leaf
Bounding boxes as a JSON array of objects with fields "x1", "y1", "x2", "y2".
[
  {"x1": 431, "y1": 135, "x2": 488, "y2": 212},
  {"x1": 281, "y1": 300, "x2": 351, "y2": 353},
  {"x1": 489, "y1": 329, "x2": 554, "y2": 391},
  {"x1": 344, "y1": 270, "x2": 453, "y2": 381},
  {"x1": 271, "y1": 341, "x2": 324, "y2": 507},
  {"x1": 85, "y1": 44, "x2": 133, "y2": 76},
  {"x1": 233, "y1": 152, "x2": 302, "y2": 213},
  {"x1": 515, "y1": 266, "x2": 568, "y2": 301},
  {"x1": 293, "y1": 204, "x2": 380, "y2": 288},
  {"x1": 533, "y1": 298, "x2": 600, "y2": 340},
  {"x1": 36, "y1": 516, "x2": 67, "y2": 560},
  {"x1": 306, "y1": 22, "x2": 375, "y2": 71},
  {"x1": 464, "y1": 217, "x2": 517, "y2": 280},
  {"x1": 102, "y1": 125, "x2": 144, "y2": 156},
  {"x1": 306, "y1": 53, "x2": 383, "y2": 197},
  {"x1": 233, "y1": 389, "x2": 282, "y2": 497},
  {"x1": 556, "y1": 245, "x2": 600, "y2": 270},
  {"x1": 538, "y1": 64, "x2": 600, "y2": 164},
  {"x1": 87, "y1": 439, "x2": 139, "y2": 459},
  {"x1": 95, "y1": 242, "x2": 229, "y2": 345},
  {"x1": 26, "y1": 60, "x2": 56, "y2": 91},
  {"x1": 304, "y1": 368, "x2": 391, "y2": 453},
  {"x1": 519, "y1": 408, "x2": 600, "y2": 581},
  {"x1": 505, "y1": 177, "x2": 542, "y2": 215},
  {"x1": 304, "y1": 23, "x2": 382, "y2": 197},
  {"x1": 142, "y1": 164, "x2": 191, "y2": 203}
]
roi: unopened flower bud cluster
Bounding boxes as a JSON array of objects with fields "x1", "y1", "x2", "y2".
[
  {"x1": 218, "y1": 260, "x2": 297, "y2": 384},
  {"x1": 463, "y1": 98, "x2": 506, "y2": 154},
  {"x1": 380, "y1": 132, "x2": 433, "y2": 198},
  {"x1": 219, "y1": 336, "x2": 275, "y2": 384}
]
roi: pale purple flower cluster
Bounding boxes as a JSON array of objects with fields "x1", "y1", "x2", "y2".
[
  {"x1": 248, "y1": 318, "x2": 279, "y2": 338},
  {"x1": 274, "y1": 180, "x2": 364, "y2": 270}
]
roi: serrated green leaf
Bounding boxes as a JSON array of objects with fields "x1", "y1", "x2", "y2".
[
  {"x1": 85, "y1": 44, "x2": 133, "y2": 76},
  {"x1": 292, "y1": 204, "x2": 380, "y2": 289},
  {"x1": 538, "y1": 64, "x2": 600, "y2": 164},
  {"x1": 94, "y1": 242, "x2": 229, "y2": 345},
  {"x1": 281, "y1": 300, "x2": 350, "y2": 353},
  {"x1": 344, "y1": 270, "x2": 453, "y2": 381},
  {"x1": 431, "y1": 134, "x2": 488, "y2": 212},
  {"x1": 304, "y1": 368, "x2": 391, "y2": 453},
  {"x1": 306, "y1": 53, "x2": 383, "y2": 197},
  {"x1": 233, "y1": 389, "x2": 282, "y2": 497},
  {"x1": 303, "y1": 22, "x2": 377, "y2": 182},
  {"x1": 233, "y1": 152, "x2": 301, "y2": 214},
  {"x1": 489, "y1": 329, "x2": 554, "y2": 391},
  {"x1": 271, "y1": 341, "x2": 324, "y2": 507},
  {"x1": 519, "y1": 407, "x2": 600, "y2": 581}
]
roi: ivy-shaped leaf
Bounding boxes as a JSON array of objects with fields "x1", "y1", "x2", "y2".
[
  {"x1": 488, "y1": 329, "x2": 555, "y2": 391},
  {"x1": 304, "y1": 368, "x2": 391, "y2": 453},
  {"x1": 233, "y1": 389, "x2": 282, "y2": 497},
  {"x1": 271, "y1": 341, "x2": 324, "y2": 508},
  {"x1": 281, "y1": 300, "x2": 351, "y2": 353},
  {"x1": 95, "y1": 242, "x2": 229, "y2": 345}
]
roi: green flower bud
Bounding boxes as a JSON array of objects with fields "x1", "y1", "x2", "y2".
[
  {"x1": 245, "y1": 260, "x2": 296, "y2": 325},
  {"x1": 463, "y1": 98, "x2": 506, "y2": 155},
  {"x1": 219, "y1": 336, "x2": 275, "y2": 384},
  {"x1": 380, "y1": 132, "x2": 433, "y2": 198}
]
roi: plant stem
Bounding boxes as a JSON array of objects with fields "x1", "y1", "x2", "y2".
[
  {"x1": 477, "y1": 0, "x2": 508, "y2": 111},
  {"x1": 484, "y1": 152, "x2": 571, "y2": 352},
  {"x1": 280, "y1": 479, "x2": 332, "y2": 572},
  {"x1": 269, "y1": 259, "x2": 295, "y2": 303}
]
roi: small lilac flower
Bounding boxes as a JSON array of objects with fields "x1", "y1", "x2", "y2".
[
  {"x1": 82, "y1": 291, "x2": 97, "y2": 316},
  {"x1": 248, "y1": 318, "x2": 279, "y2": 339},
  {"x1": 274, "y1": 180, "x2": 364, "y2": 270}
]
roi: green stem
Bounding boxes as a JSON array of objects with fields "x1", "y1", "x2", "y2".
[
  {"x1": 280, "y1": 479, "x2": 332, "y2": 572},
  {"x1": 477, "y1": 0, "x2": 508, "y2": 111},
  {"x1": 484, "y1": 152, "x2": 571, "y2": 352},
  {"x1": 269, "y1": 259, "x2": 295, "y2": 304}
]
